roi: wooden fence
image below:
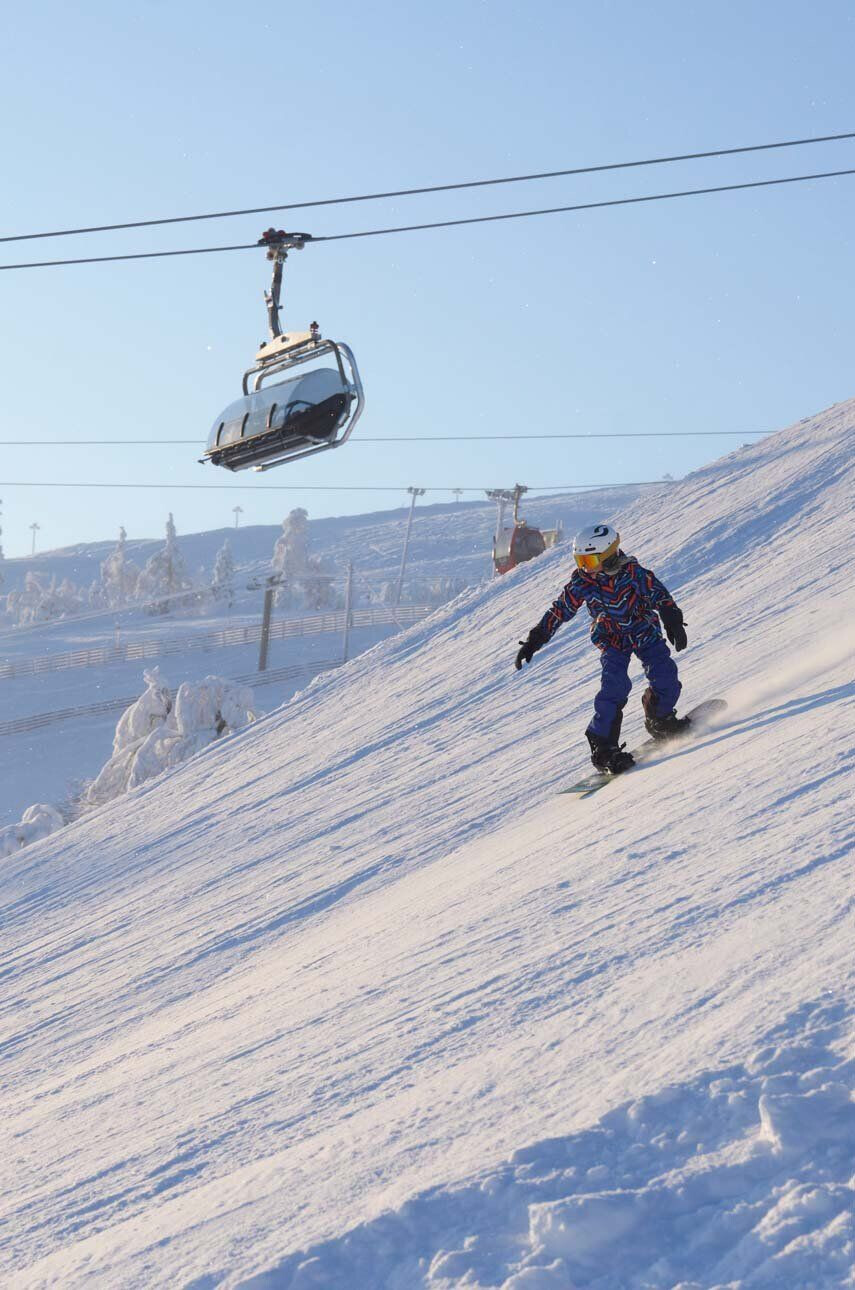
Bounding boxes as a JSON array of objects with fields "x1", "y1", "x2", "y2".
[{"x1": 0, "y1": 605, "x2": 433, "y2": 681}]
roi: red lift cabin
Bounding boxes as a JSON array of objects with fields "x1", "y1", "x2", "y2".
[{"x1": 487, "y1": 485, "x2": 547, "y2": 576}]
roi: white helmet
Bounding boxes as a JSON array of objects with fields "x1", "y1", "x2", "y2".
[{"x1": 573, "y1": 523, "x2": 621, "y2": 573}]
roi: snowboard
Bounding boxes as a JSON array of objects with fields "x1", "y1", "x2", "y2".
[{"x1": 559, "y1": 699, "x2": 728, "y2": 799}]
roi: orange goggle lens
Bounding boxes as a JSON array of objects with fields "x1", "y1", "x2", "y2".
[{"x1": 574, "y1": 552, "x2": 602, "y2": 571}]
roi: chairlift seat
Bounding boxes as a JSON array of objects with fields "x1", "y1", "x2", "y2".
[
  {"x1": 204, "y1": 362, "x2": 358, "y2": 472},
  {"x1": 202, "y1": 234, "x2": 364, "y2": 473}
]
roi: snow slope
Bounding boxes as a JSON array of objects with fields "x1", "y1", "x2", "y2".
[
  {"x1": 1, "y1": 401, "x2": 853, "y2": 1288},
  {"x1": 0, "y1": 484, "x2": 644, "y2": 825}
]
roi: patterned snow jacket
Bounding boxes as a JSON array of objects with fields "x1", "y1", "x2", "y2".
[{"x1": 536, "y1": 553, "x2": 678, "y2": 653}]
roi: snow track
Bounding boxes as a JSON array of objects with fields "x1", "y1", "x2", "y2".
[
  {"x1": 1, "y1": 401, "x2": 853, "y2": 1288},
  {"x1": 240, "y1": 998, "x2": 854, "y2": 1289}
]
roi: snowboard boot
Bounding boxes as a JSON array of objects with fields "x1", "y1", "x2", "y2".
[
  {"x1": 587, "y1": 731, "x2": 635, "y2": 775},
  {"x1": 642, "y1": 687, "x2": 691, "y2": 741}
]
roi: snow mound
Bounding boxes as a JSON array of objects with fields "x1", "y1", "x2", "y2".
[
  {"x1": 0, "y1": 802, "x2": 64, "y2": 859},
  {"x1": 240, "y1": 1001, "x2": 853, "y2": 1290}
]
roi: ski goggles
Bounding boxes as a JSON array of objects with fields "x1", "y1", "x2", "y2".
[
  {"x1": 574, "y1": 536, "x2": 620, "y2": 572},
  {"x1": 574, "y1": 551, "x2": 605, "y2": 571}
]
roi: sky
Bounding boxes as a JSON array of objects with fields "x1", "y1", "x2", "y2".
[{"x1": 0, "y1": 0, "x2": 852, "y2": 557}]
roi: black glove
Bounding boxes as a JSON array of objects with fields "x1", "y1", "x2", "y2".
[
  {"x1": 660, "y1": 602, "x2": 688, "y2": 652},
  {"x1": 515, "y1": 624, "x2": 549, "y2": 670}
]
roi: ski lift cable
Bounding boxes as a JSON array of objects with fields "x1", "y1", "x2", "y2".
[
  {"x1": 0, "y1": 479, "x2": 673, "y2": 493},
  {"x1": 312, "y1": 167, "x2": 855, "y2": 243},
  {"x1": 1, "y1": 166, "x2": 854, "y2": 271},
  {"x1": 0, "y1": 430, "x2": 770, "y2": 445},
  {"x1": 2, "y1": 130, "x2": 852, "y2": 246},
  {"x1": 0, "y1": 241, "x2": 258, "y2": 271}
]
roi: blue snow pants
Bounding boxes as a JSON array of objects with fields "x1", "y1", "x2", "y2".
[{"x1": 587, "y1": 637, "x2": 681, "y2": 740}]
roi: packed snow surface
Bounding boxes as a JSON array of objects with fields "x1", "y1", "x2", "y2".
[{"x1": 1, "y1": 401, "x2": 853, "y2": 1288}]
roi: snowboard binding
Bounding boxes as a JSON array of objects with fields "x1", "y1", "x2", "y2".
[
  {"x1": 642, "y1": 688, "x2": 692, "y2": 741},
  {"x1": 586, "y1": 732, "x2": 636, "y2": 775}
]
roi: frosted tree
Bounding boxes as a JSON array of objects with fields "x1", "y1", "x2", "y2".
[
  {"x1": 56, "y1": 578, "x2": 85, "y2": 616},
  {"x1": 86, "y1": 669, "x2": 257, "y2": 806},
  {"x1": 428, "y1": 575, "x2": 466, "y2": 605},
  {"x1": 137, "y1": 513, "x2": 192, "y2": 613},
  {"x1": 211, "y1": 538, "x2": 236, "y2": 607},
  {"x1": 272, "y1": 508, "x2": 309, "y2": 577},
  {"x1": 88, "y1": 579, "x2": 108, "y2": 610},
  {"x1": 271, "y1": 508, "x2": 310, "y2": 608},
  {"x1": 16, "y1": 574, "x2": 84, "y2": 625},
  {"x1": 100, "y1": 526, "x2": 140, "y2": 607},
  {"x1": 10, "y1": 572, "x2": 47, "y2": 625},
  {"x1": 303, "y1": 555, "x2": 337, "y2": 610}
]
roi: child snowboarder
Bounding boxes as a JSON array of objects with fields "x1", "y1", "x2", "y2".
[{"x1": 515, "y1": 523, "x2": 689, "y2": 774}]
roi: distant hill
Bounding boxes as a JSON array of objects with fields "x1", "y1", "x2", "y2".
[{"x1": 1, "y1": 483, "x2": 653, "y2": 596}]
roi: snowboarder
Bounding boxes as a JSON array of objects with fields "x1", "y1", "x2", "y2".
[{"x1": 515, "y1": 523, "x2": 689, "y2": 774}]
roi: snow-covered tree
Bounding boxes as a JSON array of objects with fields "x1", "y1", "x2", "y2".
[
  {"x1": 7, "y1": 571, "x2": 43, "y2": 624},
  {"x1": 57, "y1": 578, "x2": 85, "y2": 616},
  {"x1": 7, "y1": 572, "x2": 84, "y2": 625},
  {"x1": 136, "y1": 514, "x2": 192, "y2": 613},
  {"x1": 303, "y1": 555, "x2": 337, "y2": 610},
  {"x1": 428, "y1": 575, "x2": 466, "y2": 604},
  {"x1": 271, "y1": 508, "x2": 310, "y2": 607},
  {"x1": 100, "y1": 526, "x2": 140, "y2": 607},
  {"x1": 211, "y1": 539, "x2": 236, "y2": 607},
  {"x1": 0, "y1": 666, "x2": 257, "y2": 858},
  {"x1": 269, "y1": 509, "x2": 340, "y2": 610},
  {"x1": 85, "y1": 668, "x2": 257, "y2": 806},
  {"x1": 272, "y1": 508, "x2": 310, "y2": 578},
  {"x1": 88, "y1": 579, "x2": 108, "y2": 610}
]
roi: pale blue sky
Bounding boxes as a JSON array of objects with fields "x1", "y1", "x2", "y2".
[{"x1": 0, "y1": 0, "x2": 852, "y2": 556}]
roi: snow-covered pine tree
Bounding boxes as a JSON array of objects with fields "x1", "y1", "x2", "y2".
[
  {"x1": 100, "y1": 526, "x2": 140, "y2": 607},
  {"x1": 17, "y1": 574, "x2": 84, "y2": 624},
  {"x1": 211, "y1": 539, "x2": 236, "y2": 607},
  {"x1": 303, "y1": 555, "x2": 337, "y2": 610},
  {"x1": 428, "y1": 575, "x2": 466, "y2": 605},
  {"x1": 136, "y1": 513, "x2": 192, "y2": 614},
  {"x1": 271, "y1": 508, "x2": 310, "y2": 608},
  {"x1": 11, "y1": 571, "x2": 47, "y2": 625},
  {"x1": 57, "y1": 578, "x2": 85, "y2": 616}
]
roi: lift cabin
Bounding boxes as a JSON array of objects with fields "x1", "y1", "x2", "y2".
[
  {"x1": 202, "y1": 231, "x2": 364, "y2": 473},
  {"x1": 487, "y1": 485, "x2": 547, "y2": 575},
  {"x1": 493, "y1": 521, "x2": 547, "y2": 574}
]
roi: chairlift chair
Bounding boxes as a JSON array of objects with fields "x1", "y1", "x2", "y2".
[{"x1": 202, "y1": 230, "x2": 364, "y2": 473}]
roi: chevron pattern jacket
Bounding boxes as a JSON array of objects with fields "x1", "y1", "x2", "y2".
[{"x1": 537, "y1": 554, "x2": 678, "y2": 653}]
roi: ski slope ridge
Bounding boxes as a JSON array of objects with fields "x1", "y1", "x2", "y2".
[{"x1": 1, "y1": 400, "x2": 853, "y2": 1288}]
